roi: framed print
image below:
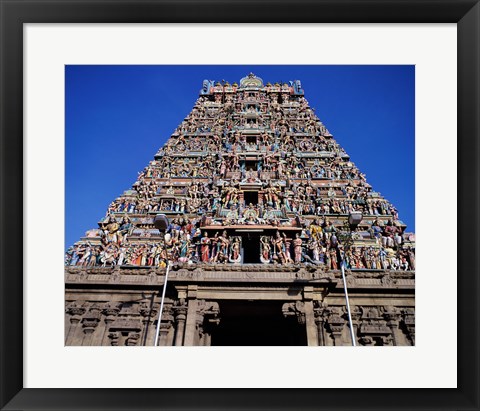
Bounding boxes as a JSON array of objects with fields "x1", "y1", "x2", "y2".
[
  {"x1": 1, "y1": 1, "x2": 479, "y2": 410},
  {"x1": 64, "y1": 64, "x2": 417, "y2": 350}
]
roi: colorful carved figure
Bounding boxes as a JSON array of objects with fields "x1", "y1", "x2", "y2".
[
  {"x1": 293, "y1": 233, "x2": 303, "y2": 263},
  {"x1": 260, "y1": 236, "x2": 271, "y2": 264}
]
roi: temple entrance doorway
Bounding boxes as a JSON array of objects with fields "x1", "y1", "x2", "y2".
[{"x1": 211, "y1": 300, "x2": 307, "y2": 346}]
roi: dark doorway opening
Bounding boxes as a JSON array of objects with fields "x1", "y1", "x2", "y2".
[
  {"x1": 242, "y1": 234, "x2": 260, "y2": 263},
  {"x1": 243, "y1": 190, "x2": 258, "y2": 205},
  {"x1": 245, "y1": 160, "x2": 258, "y2": 170},
  {"x1": 211, "y1": 300, "x2": 307, "y2": 346}
]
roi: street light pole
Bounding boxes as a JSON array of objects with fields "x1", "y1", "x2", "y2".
[
  {"x1": 152, "y1": 214, "x2": 170, "y2": 347},
  {"x1": 339, "y1": 211, "x2": 363, "y2": 347},
  {"x1": 154, "y1": 259, "x2": 171, "y2": 347},
  {"x1": 340, "y1": 256, "x2": 356, "y2": 346}
]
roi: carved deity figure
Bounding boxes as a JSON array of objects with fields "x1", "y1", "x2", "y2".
[
  {"x1": 200, "y1": 232, "x2": 211, "y2": 262},
  {"x1": 103, "y1": 214, "x2": 120, "y2": 244},
  {"x1": 260, "y1": 236, "x2": 271, "y2": 264},
  {"x1": 293, "y1": 233, "x2": 303, "y2": 263},
  {"x1": 309, "y1": 218, "x2": 322, "y2": 241},
  {"x1": 273, "y1": 231, "x2": 287, "y2": 264},
  {"x1": 229, "y1": 237, "x2": 241, "y2": 263}
]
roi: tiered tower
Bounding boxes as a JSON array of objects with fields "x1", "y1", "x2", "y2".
[{"x1": 65, "y1": 73, "x2": 415, "y2": 346}]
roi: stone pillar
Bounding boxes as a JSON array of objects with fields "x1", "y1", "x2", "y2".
[
  {"x1": 65, "y1": 302, "x2": 86, "y2": 345},
  {"x1": 67, "y1": 316, "x2": 83, "y2": 345},
  {"x1": 184, "y1": 286, "x2": 198, "y2": 346},
  {"x1": 81, "y1": 304, "x2": 102, "y2": 346},
  {"x1": 304, "y1": 301, "x2": 318, "y2": 346},
  {"x1": 303, "y1": 286, "x2": 318, "y2": 346},
  {"x1": 173, "y1": 288, "x2": 188, "y2": 346},
  {"x1": 81, "y1": 319, "x2": 98, "y2": 346},
  {"x1": 314, "y1": 302, "x2": 327, "y2": 346},
  {"x1": 383, "y1": 306, "x2": 404, "y2": 346},
  {"x1": 314, "y1": 316, "x2": 325, "y2": 346},
  {"x1": 174, "y1": 305, "x2": 187, "y2": 346},
  {"x1": 101, "y1": 302, "x2": 121, "y2": 346}
]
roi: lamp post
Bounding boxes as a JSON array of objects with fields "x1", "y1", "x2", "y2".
[
  {"x1": 339, "y1": 211, "x2": 363, "y2": 347},
  {"x1": 153, "y1": 214, "x2": 170, "y2": 347}
]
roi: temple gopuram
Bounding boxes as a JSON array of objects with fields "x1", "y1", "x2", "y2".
[{"x1": 65, "y1": 73, "x2": 415, "y2": 346}]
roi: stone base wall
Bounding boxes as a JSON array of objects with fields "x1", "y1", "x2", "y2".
[{"x1": 65, "y1": 265, "x2": 414, "y2": 346}]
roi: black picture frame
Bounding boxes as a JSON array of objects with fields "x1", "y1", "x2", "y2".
[{"x1": 1, "y1": 1, "x2": 478, "y2": 410}]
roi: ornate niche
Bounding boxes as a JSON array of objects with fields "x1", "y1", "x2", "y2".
[
  {"x1": 401, "y1": 307, "x2": 415, "y2": 346},
  {"x1": 65, "y1": 301, "x2": 88, "y2": 345},
  {"x1": 79, "y1": 303, "x2": 104, "y2": 346},
  {"x1": 106, "y1": 301, "x2": 146, "y2": 346},
  {"x1": 324, "y1": 306, "x2": 346, "y2": 346},
  {"x1": 358, "y1": 306, "x2": 393, "y2": 346}
]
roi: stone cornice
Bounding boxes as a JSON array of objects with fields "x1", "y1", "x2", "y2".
[{"x1": 65, "y1": 265, "x2": 415, "y2": 290}]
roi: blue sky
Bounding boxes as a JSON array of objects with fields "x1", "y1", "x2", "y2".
[{"x1": 65, "y1": 65, "x2": 415, "y2": 249}]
